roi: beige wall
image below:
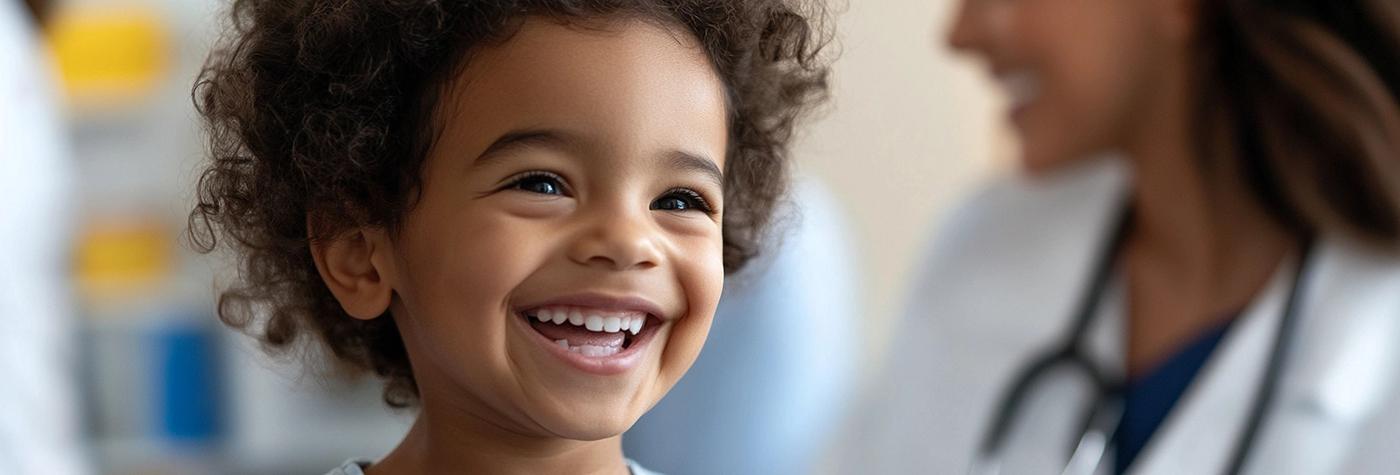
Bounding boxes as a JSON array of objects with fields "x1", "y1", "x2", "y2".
[{"x1": 794, "y1": 0, "x2": 1014, "y2": 353}]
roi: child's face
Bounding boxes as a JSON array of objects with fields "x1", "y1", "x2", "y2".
[{"x1": 385, "y1": 18, "x2": 728, "y2": 440}]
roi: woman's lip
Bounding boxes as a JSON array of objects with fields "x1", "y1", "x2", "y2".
[
  {"x1": 512, "y1": 309, "x2": 661, "y2": 376},
  {"x1": 1009, "y1": 102, "x2": 1030, "y2": 126},
  {"x1": 516, "y1": 293, "x2": 668, "y2": 322}
]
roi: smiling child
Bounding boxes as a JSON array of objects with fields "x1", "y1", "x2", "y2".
[{"x1": 188, "y1": 0, "x2": 828, "y2": 473}]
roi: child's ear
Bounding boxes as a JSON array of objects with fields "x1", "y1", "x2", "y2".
[{"x1": 309, "y1": 226, "x2": 396, "y2": 320}]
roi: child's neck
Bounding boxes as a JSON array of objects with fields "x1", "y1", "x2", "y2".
[{"x1": 368, "y1": 402, "x2": 631, "y2": 475}]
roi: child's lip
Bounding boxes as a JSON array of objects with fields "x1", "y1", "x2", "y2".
[{"x1": 513, "y1": 308, "x2": 662, "y2": 375}]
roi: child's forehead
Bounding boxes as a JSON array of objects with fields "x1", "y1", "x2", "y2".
[
  {"x1": 448, "y1": 16, "x2": 717, "y2": 98},
  {"x1": 428, "y1": 17, "x2": 730, "y2": 171}
]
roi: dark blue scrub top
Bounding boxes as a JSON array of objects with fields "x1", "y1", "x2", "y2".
[{"x1": 1113, "y1": 320, "x2": 1234, "y2": 474}]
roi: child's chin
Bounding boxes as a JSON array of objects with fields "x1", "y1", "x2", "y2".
[
  {"x1": 536, "y1": 409, "x2": 639, "y2": 441},
  {"x1": 516, "y1": 388, "x2": 648, "y2": 440}
]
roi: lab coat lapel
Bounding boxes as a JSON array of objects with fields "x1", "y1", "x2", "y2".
[
  {"x1": 1127, "y1": 255, "x2": 1298, "y2": 475},
  {"x1": 1243, "y1": 238, "x2": 1400, "y2": 474},
  {"x1": 1126, "y1": 238, "x2": 1400, "y2": 475},
  {"x1": 1083, "y1": 279, "x2": 1125, "y2": 475}
]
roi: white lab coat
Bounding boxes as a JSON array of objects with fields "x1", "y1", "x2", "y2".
[
  {"x1": 0, "y1": 2, "x2": 89, "y2": 474},
  {"x1": 839, "y1": 157, "x2": 1400, "y2": 474}
]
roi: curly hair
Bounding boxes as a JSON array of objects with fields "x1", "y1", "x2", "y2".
[{"x1": 189, "y1": 0, "x2": 831, "y2": 406}]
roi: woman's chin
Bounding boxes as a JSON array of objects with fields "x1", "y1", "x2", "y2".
[
  {"x1": 1019, "y1": 149, "x2": 1078, "y2": 175},
  {"x1": 1017, "y1": 132, "x2": 1103, "y2": 175}
]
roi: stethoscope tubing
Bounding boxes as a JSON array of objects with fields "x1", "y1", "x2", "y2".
[
  {"x1": 976, "y1": 208, "x2": 1133, "y2": 463},
  {"x1": 974, "y1": 206, "x2": 1316, "y2": 475}
]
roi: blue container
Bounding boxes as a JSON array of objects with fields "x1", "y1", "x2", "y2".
[{"x1": 153, "y1": 322, "x2": 222, "y2": 442}]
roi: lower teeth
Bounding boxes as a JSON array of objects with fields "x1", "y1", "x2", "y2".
[{"x1": 553, "y1": 339, "x2": 621, "y2": 357}]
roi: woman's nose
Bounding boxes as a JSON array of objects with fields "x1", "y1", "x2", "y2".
[
  {"x1": 945, "y1": 0, "x2": 986, "y2": 54},
  {"x1": 567, "y1": 209, "x2": 663, "y2": 271}
]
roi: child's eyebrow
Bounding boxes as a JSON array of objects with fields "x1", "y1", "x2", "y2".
[
  {"x1": 667, "y1": 151, "x2": 724, "y2": 190},
  {"x1": 472, "y1": 129, "x2": 574, "y2": 166}
]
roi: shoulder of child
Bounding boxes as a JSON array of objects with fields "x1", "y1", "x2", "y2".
[
  {"x1": 325, "y1": 458, "x2": 372, "y2": 475},
  {"x1": 627, "y1": 459, "x2": 665, "y2": 475},
  {"x1": 325, "y1": 458, "x2": 659, "y2": 474}
]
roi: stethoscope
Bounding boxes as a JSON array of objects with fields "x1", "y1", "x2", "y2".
[{"x1": 972, "y1": 208, "x2": 1316, "y2": 475}]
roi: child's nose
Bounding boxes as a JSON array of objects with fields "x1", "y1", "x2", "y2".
[{"x1": 566, "y1": 209, "x2": 663, "y2": 271}]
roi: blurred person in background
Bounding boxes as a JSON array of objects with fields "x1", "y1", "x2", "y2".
[
  {"x1": 844, "y1": 0, "x2": 1400, "y2": 473},
  {"x1": 0, "y1": 0, "x2": 90, "y2": 473}
]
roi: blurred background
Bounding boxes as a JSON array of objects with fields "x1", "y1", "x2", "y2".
[{"x1": 2, "y1": 0, "x2": 1010, "y2": 473}]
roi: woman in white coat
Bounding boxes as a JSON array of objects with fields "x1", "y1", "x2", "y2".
[{"x1": 843, "y1": 0, "x2": 1400, "y2": 473}]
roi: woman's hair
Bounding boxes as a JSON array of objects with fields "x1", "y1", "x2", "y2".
[
  {"x1": 1195, "y1": 0, "x2": 1400, "y2": 244},
  {"x1": 189, "y1": 0, "x2": 830, "y2": 406}
]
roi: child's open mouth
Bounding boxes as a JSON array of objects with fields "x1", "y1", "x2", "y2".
[
  {"x1": 518, "y1": 306, "x2": 664, "y2": 371},
  {"x1": 524, "y1": 307, "x2": 649, "y2": 356}
]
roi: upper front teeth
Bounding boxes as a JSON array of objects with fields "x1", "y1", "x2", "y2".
[
  {"x1": 532, "y1": 307, "x2": 645, "y2": 335},
  {"x1": 997, "y1": 71, "x2": 1040, "y2": 107}
]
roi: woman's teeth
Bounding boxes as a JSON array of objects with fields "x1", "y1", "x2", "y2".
[
  {"x1": 532, "y1": 307, "x2": 645, "y2": 335},
  {"x1": 996, "y1": 70, "x2": 1041, "y2": 108}
]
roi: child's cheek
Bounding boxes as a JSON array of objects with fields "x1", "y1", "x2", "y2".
[
  {"x1": 497, "y1": 193, "x2": 574, "y2": 220},
  {"x1": 391, "y1": 202, "x2": 556, "y2": 376},
  {"x1": 654, "y1": 228, "x2": 726, "y2": 394}
]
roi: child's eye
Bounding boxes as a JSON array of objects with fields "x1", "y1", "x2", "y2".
[
  {"x1": 505, "y1": 171, "x2": 568, "y2": 196},
  {"x1": 651, "y1": 188, "x2": 716, "y2": 214}
]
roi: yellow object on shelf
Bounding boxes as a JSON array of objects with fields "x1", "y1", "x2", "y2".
[
  {"x1": 46, "y1": 4, "x2": 170, "y2": 107},
  {"x1": 76, "y1": 219, "x2": 175, "y2": 301}
]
